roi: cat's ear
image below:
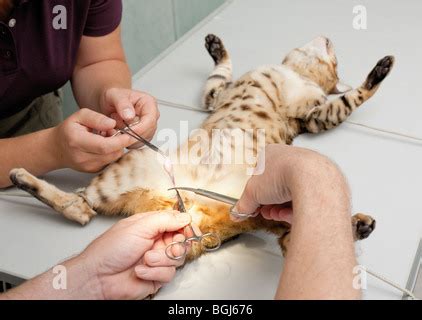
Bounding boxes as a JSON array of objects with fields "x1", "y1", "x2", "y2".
[{"x1": 332, "y1": 81, "x2": 353, "y2": 94}]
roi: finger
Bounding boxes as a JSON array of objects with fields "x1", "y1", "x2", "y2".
[
  {"x1": 74, "y1": 129, "x2": 130, "y2": 155},
  {"x1": 139, "y1": 211, "x2": 191, "y2": 238},
  {"x1": 106, "y1": 91, "x2": 136, "y2": 121},
  {"x1": 99, "y1": 149, "x2": 125, "y2": 166},
  {"x1": 261, "y1": 205, "x2": 293, "y2": 223},
  {"x1": 135, "y1": 265, "x2": 176, "y2": 283},
  {"x1": 131, "y1": 95, "x2": 159, "y2": 138},
  {"x1": 124, "y1": 210, "x2": 179, "y2": 223},
  {"x1": 270, "y1": 206, "x2": 293, "y2": 223},
  {"x1": 74, "y1": 108, "x2": 116, "y2": 131},
  {"x1": 144, "y1": 248, "x2": 185, "y2": 268}
]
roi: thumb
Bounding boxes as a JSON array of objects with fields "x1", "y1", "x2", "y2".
[
  {"x1": 140, "y1": 211, "x2": 192, "y2": 238},
  {"x1": 232, "y1": 180, "x2": 260, "y2": 222},
  {"x1": 107, "y1": 93, "x2": 136, "y2": 121}
]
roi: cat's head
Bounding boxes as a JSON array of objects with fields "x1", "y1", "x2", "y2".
[{"x1": 282, "y1": 36, "x2": 350, "y2": 94}]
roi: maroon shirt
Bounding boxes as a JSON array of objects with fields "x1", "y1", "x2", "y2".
[{"x1": 0, "y1": 0, "x2": 122, "y2": 118}]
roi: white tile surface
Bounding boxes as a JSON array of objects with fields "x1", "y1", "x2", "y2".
[{"x1": 135, "y1": 0, "x2": 422, "y2": 136}]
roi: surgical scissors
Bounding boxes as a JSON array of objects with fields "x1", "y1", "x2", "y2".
[{"x1": 169, "y1": 187, "x2": 260, "y2": 220}]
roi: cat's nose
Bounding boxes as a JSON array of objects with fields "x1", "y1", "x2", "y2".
[
  {"x1": 310, "y1": 36, "x2": 330, "y2": 50},
  {"x1": 301, "y1": 36, "x2": 330, "y2": 56}
]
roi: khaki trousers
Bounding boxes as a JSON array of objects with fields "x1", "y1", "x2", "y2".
[{"x1": 0, "y1": 90, "x2": 64, "y2": 138}]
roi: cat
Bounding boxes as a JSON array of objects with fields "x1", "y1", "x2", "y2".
[{"x1": 9, "y1": 34, "x2": 394, "y2": 259}]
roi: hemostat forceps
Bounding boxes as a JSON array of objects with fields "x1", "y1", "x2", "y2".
[
  {"x1": 115, "y1": 122, "x2": 222, "y2": 261},
  {"x1": 164, "y1": 187, "x2": 222, "y2": 261},
  {"x1": 169, "y1": 187, "x2": 260, "y2": 220}
]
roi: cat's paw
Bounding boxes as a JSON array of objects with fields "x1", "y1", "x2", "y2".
[
  {"x1": 62, "y1": 197, "x2": 96, "y2": 226},
  {"x1": 364, "y1": 56, "x2": 395, "y2": 90},
  {"x1": 205, "y1": 34, "x2": 228, "y2": 65},
  {"x1": 352, "y1": 213, "x2": 376, "y2": 240},
  {"x1": 10, "y1": 168, "x2": 38, "y2": 195}
]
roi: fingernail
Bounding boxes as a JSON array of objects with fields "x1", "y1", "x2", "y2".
[
  {"x1": 122, "y1": 108, "x2": 135, "y2": 120},
  {"x1": 230, "y1": 205, "x2": 245, "y2": 223},
  {"x1": 147, "y1": 251, "x2": 161, "y2": 263},
  {"x1": 176, "y1": 212, "x2": 191, "y2": 224},
  {"x1": 135, "y1": 265, "x2": 149, "y2": 276}
]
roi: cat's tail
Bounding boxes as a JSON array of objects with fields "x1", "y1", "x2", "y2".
[
  {"x1": 9, "y1": 168, "x2": 96, "y2": 225},
  {"x1": 304, "y1": 55, "x2": 395, "y2": 133}
]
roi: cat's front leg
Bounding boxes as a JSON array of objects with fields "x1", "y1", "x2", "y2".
[{"x1": 9, "y1": 168, "x2": 96, "y2": 225}]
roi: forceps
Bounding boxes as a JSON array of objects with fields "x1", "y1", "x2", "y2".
[
  {"x1": 169, "y1": 187, "x2": 260, "y2": 220},
  {"x1": 115, "y1": 122, "x2": 222, "y2": 261},
  {"x1": 165, "y1": 186, "x2": 222, "y2": 261}
]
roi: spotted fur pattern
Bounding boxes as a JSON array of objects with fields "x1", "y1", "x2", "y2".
[{"x1": 10, "y1": 35, "x2": 392, "y2": 259}]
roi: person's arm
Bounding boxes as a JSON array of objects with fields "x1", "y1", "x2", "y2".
[
  {"x1": 235, "y1": 145, "x2": 360, "y2": 300},
  {"x1": 1, "y1": 211, "x2": 190, "y2": 300},
  {"x1": 71, "y1": 26, "x2": 131, "y2": 116},
  {"x1": 0, "y1": 109, "x2": 133, "y2": 188},
  {"x1": 0, "y1": 128, "x2": 58, "y2": 188},
  {"x1": 71, "y1": 26, "x2": 159, "y2": 142}
]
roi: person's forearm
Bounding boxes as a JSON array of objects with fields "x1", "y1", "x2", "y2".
[
  {"x1": 0, "y1": 128, "x2": 60, "y2": 188},
  {"x1": 71, "y1": 60, "x2": 131, "y2": 113},
  {"x1": 1, "y1": 256, "x2": 102, "y2": 300},
  {"x1": 276, "y1": 155, "x2": 361, "y2": 300}
]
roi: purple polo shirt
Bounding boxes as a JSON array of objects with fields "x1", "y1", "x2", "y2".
[{"x1": 0, "y1": 0, "x2": 122, "y2": 118}]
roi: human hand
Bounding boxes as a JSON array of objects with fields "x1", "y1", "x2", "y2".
[
  {"x1": 52, "y1": 108, "x2": 133, "y2": 172},
  {"x1": 101, "y1": 88, "x2": 160, "y2": 144},
  {"x1": 233, "y1": 144, "x2": 327, "y2": 224},
  {"x1": 77, "y1": 211, "x2": 191, "y2": 300}
]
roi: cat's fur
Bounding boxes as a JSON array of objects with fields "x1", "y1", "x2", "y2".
[{"x1": 10, "y1": 35, "x2": 394, "y2": 259}]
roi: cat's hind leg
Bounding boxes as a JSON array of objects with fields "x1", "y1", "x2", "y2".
[
  {"x1": 9, "y1": 168, "x2": 96, "y2": 225},
  {"x1": 203, "y1": 34, "x2": 233, "y2": 110},
  {"x1": 303, "y1": 56, "x2": 394, "y2": 133}
]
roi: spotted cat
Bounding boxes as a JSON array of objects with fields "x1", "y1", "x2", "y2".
[{"x1": 10, "y1": 34, "x2": 393, "y2": 258}]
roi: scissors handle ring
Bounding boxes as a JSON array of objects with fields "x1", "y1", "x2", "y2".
[
  {"x1": 165, "y1": 240, "x2": 188, "y2": 261},
  {"x1": 200, "y1": 232, "x2": 222, "y2": 252}
]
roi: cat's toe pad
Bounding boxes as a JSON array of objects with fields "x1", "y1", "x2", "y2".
[
  {"x1": 364, "y1": 55, "x2": 395, "y2": 90},
  {"x1": 205, "y1": 34, "x2": 227, "y2": 64}
]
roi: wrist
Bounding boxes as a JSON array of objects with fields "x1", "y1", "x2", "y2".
[
  {"x1": 61, "y1": 254, "x2": 104, "y2": 300},
  {"x1": 44, "y1": 127, "x2": 64, "y2": 171}
]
